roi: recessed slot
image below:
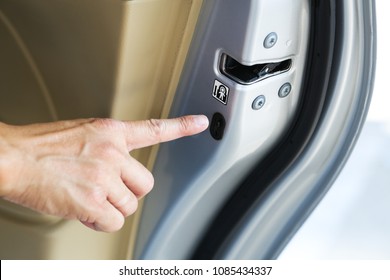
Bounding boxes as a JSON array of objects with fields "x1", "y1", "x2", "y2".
[
  {"x1": 220, "y1": 54, "x2": 292, "y2": 85},
  {"x1": 210, "y1": 112, "x2": 226, "y2": 140}
]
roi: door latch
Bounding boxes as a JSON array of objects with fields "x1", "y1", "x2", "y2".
[{"x1": 220, "y1": 53, "x2": 292, "y2": 85}]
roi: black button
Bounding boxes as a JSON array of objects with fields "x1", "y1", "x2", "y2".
[{"x1": 210, "y1": 112, "x2": 226, "y2": 140}]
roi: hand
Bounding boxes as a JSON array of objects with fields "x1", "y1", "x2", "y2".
[{"x1": 0, "y1": 115, "x2": 209, "y2": 232}]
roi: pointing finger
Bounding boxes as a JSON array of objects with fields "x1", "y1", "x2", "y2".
[{"x1": 124, "y1": 115, "x2": 209, "y2": 150}]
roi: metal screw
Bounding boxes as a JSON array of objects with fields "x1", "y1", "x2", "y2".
[
  {"x1": 252, "y1": 95, "x2": 266, "y2": 110},
  {"x1": 264, "y1": 32, "x2": 278, "y2": 49},
  {"x1": 278, "y1": 83, "x2": 292, "y2": 98}
]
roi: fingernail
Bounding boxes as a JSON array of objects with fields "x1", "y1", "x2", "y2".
[{"x1": 194, "y1": 115, "x2": 209, "y2": 128}]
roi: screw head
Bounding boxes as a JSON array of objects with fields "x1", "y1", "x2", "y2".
[
  {"x1": 252, "y1": 95, "x2": 266, "y2": 110},
  {"x1": 264, "y1": 32, "x2": 278, "y2": 49},
  {"x1": 279, "y1": 83, "x2": 292, "y2": 98}
]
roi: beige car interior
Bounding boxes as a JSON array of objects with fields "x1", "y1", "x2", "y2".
[{"x1": 0, "y1": 0, "x2": 203, "y2": 259}]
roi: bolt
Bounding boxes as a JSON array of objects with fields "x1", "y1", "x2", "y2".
[
  {"x1": 252, "y1": 95, "x2": 266, "y2": 110},
  {"x1": 278, "y1": 83, "x2": 292, "y2": 98},
  {"x1": 264, "y1": 32, "x2": 278, "y2": 49}
]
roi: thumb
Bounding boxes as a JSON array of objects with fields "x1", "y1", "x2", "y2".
[{"x1": 124, "y1": 115, "x2": 209, "y2": 150}]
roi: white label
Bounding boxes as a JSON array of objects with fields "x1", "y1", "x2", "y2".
[{"x1": 212, "y1": 80, "x2": 229, "y2": 105}]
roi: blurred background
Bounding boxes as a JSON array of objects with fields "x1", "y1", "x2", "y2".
[{"x1": 280, "y1": 0, "x2": 390, "y2": 259}]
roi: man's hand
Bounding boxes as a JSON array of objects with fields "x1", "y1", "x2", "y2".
[{"x1": 0, "y1": 115, "x2": 209, "y2": 232}]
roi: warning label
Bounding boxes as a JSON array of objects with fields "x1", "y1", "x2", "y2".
[{"x1": 212, "y1": 80, "x2": 229, "y2": 105}]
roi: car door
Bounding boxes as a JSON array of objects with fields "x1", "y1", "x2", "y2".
[
  {"x1": 0, "y1": 0, "x2": 376, "y2": 259},
  {"x1": 134, "y1": 0, "x2": 376, "y2": 259}
]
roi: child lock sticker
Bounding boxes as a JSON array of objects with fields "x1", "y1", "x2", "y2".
[{"x1": 212, "y1": 80, "x2": 229, "y2": 105}]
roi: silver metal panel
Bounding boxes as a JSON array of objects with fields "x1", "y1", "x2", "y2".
[
  {"x1": 135, "y1": 0, "x2": 310, "y2": 259},
  {"x1": 216, "y1": 0, "x2": 376, "y2": 259}
]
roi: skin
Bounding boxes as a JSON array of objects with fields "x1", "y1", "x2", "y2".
[{"x1": 0, "y1": 115, "x2": 209, "y2": 232}]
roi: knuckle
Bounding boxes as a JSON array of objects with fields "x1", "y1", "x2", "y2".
[
  {"x1": 125, "y1": 196, "x2": 138, "y2": 216},
  {"x1": 86, "y1": 162, "x2": 107, "y2": 185},
  {"x1": 115, "y1": 193, "x2": 138, "y2": 217},
  {"x1": 89, "y1": 118, "x2": 123, "y2": 131},
  {"x1": 85, "y1": 187, "x2": 107, "y2": 206},
  {"x1": 146, "y1": 119, "x2": 166, "y2": 140},
  {"x1": 178, "y1": 116, "x2": 191, "y2": 134},
  {"x1": 88, "y1": 203, "x2": 125, "y2": 233},
  {"x1": 105, "y1": 214, "x2": 125, "y2": 233},
  {"x1": 143, "y1": 171, "x2": 154, "y2": 194},
  {"x1": 95, "y1": 142, "x2": 120, "y2": 159},
  {"x1": 133, "y1": 168, "x2": 154, "y2": 197}
]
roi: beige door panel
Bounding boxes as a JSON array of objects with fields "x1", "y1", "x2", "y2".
[
  {"x1": 0, "y1": 11, "x2": 55, "y2": 124},
  {"x1": 0, "y1": 0, "x2": 202, "y2": 259}
]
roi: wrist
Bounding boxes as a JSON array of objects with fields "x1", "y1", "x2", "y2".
[{"x1": 0, "y1": 122, "x2": 18, "y2": 197}]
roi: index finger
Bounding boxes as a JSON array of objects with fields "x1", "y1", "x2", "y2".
[{"x1": 124, "y1": 115, "x2": 209, "y2": 150}]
